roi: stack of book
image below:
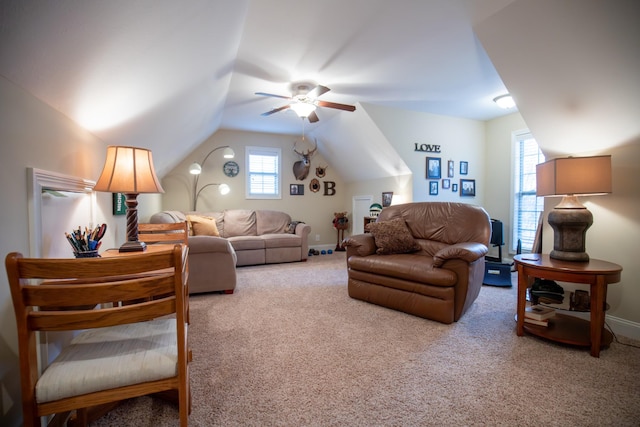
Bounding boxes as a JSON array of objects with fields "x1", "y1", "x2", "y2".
[{"x1": 524, "y1": 305, "x2": 555, "y2": 326}]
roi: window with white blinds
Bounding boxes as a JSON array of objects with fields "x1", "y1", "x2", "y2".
[
  {"x1": 512, "y1": 131, "x2": 544, "y2": 253},
  {"x1": 245, "y1": 146, "x2": 281, "y2": 199}
]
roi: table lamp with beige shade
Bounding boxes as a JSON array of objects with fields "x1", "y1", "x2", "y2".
[
  {"x1": 93, "y1": 146, "x2": 165, "y2": 252},
  {"x1": 536, "y1": 155, "x2": 612, "y2": 262}
]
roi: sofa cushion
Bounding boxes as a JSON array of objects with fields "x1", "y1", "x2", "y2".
[
  {"x1": 227, "y1": 236, "x2": 265, "y2": 250},
  {"x1": 256, "y1": 210, "x2": 292, "y2": 235},
  {"x1": 186, "y1": 214, "x2": 220, "y2": 237},
  {"x1": 262, "y1": 234, "x2": 302, "y2": 248},
  {"x1": 223, "y1": 210, "x2": 257, "y2": 237},
  {"x1": 366, "y1": 218, "x2": 421, "y2": 255}
]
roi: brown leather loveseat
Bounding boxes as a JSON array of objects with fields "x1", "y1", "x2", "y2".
[{"x1": 345, "y1": 202, "x2": 491, "y2": 324}]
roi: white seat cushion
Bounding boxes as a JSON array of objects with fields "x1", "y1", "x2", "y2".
[{"x1": 36, "y1": 318, "x2": 178, "y2": 403}]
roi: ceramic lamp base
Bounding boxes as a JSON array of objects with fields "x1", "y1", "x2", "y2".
[{"x1": 548, "y1": 203, "x2": 593, "y2": 262}]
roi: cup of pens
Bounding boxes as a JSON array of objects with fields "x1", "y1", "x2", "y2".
[{"x1": 66, "y1": 224, "x2": 107, "y2": 258}]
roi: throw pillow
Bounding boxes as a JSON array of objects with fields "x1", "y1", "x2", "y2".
[
  {"x1": 286, "y1": 220, "x2": 304, "y2": 234},
  {"x1": 366, "y1": 217, "x2": 421, "y2": 255},
  {"x1": 186, "y1": 214, "x2": 220, "y2": 237}
]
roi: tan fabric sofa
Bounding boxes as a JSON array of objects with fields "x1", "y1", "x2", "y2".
[
  {"x1": 150, "y1": 209, "x2": 311, "y2": 289},
  {"x1": 344, "y1": 202, "x2": 491, "y2": 324}
]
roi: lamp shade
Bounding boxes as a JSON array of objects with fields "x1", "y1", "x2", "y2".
[
  {"x1": 536, "y1": 155, "x2": 612, "y2": 197},
  {"x1": 222, "y1": 147, "x2": 235, "y2": 158},
  {"x1": 94, "y1": 146, "x2": 164, "y2": 193},
  {"x1": 189, "y1": 162, "x2": 202, "y2": 175}
]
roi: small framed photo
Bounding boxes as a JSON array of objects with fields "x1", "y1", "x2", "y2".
[
  {"x1": 460, "y1": 161, "x2": 468, "y2": 175},
  {"x1": 452, "y1": 183, "x2": 458, "y2": 192},
  {"x1": 442, "y1": 179, "x2": 450, "y2": 190},
  {"x1": 447, "y1": 160, "x2": 454, "y2": 178},
  {"x1": 290, "y1": 184, "x2": 304, "y2": 195},
  {"x1": 112, "y1": 193, "x2": 126, "y2": 215},
  {"x1": 429, "y1": 181, "x2": 439, "y2": 196},
  {"x1": 382, "y1": 191, "x2": 393, "y2": 207},
  {"x1": 460, "y1": 179, "x2": 475, "y2": 197},
  {"x1": 426, "y1": 157, "x2": 441, "y2": 179}
]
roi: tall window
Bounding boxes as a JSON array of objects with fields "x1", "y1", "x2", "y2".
[
  {"x1": 245, "y1": 146, "x2": 281, "y2": 199},
  {"x1": 512, "y1": 131, "x2": 545, "y2": 253}
]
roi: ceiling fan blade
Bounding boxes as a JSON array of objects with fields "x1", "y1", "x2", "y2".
[
  {"x1": 316, "y1": 100, "x2": 356, "y2": 112},
  {"x1": 306, "y1": 85, "x2": 330, "y2": 99},
  {"x1": 255, "y1": 92, "x2": 292, "y2": 100},
  {"x1": 307, "y1": 111, "x2": 319, "y2": 123},
  {"x1": 261, "y1": 105, "x2": 291, "y2": 116}
]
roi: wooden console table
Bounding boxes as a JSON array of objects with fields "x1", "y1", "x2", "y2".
[{"x1": 513, "y1": 254, "x2": 622, "y2": 357}]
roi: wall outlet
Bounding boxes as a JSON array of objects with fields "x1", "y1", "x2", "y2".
[{"x1": 315, "y1": 234, "x2": 320, "y2": 241}]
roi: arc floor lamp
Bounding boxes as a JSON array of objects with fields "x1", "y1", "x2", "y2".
[{"x1": 189, "y1": 146, "x2": 234, "y2": 210}]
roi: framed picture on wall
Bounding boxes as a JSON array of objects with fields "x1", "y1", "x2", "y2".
[
  {"x1": 447, "y1": 160, "x2": 454, "y2": 178},
  {"x1": 429, "y1": 181, "x2": 438, "y2": 196},
  {"x1": 460, "y1": 179, "x2": 475, "y2": 197},
  {"x1": 460, "y1": 161, "x2": 468, "y2": 175},
  {"x1": 426, "y1": 157, "x2": 441, "y2": 179},
  {"x1": 382, "y1": 191, "x2": 393, "y2": 207},
  {"x1": 442, "y1": 179, "x2": 450, "y2": 190},
  {"x1": 452, "y1": 183, "x2": 458, "y2": 192},
  {"x1": 112, "y1": 193, "x2": 126, "y2": 215},
  {"x1": 290, "y1": 184, "x2": 304, "y2": 195}
]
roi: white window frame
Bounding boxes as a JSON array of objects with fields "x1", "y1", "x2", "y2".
[
  {"x1": 510, "y1": 130, "x2": 545, "y2": 254},
  {"x1": 245, "y1": 146, "x2": 282, "y2": 199}
]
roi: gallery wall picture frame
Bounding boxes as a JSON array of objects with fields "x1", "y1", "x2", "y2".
[
  {"x1": 460, "y1": 179, "x2": 476, "y2": 197},
  {"x1": 447, "y1": 160, "x2": 454, "y2": 178},
  {"x1": 429, "y1": 181, "x2": 439, "y2": 196},
  {"x1": 442, "y1": 179, "x2": 451, "y2": 190},
  {"x1": 290, "y1": 184, "x2": 304, "y2": 195},
  {"x1": 426, "y1": 157, "x2": 441, "y2": 179},
  {"x1": 112, "y1": 192, "x2": 126, "y2": 215},
  {"x1": 382, "y1": 191, "x2": 393, "y2": 207},
  {"x1": 452, "y1": 183, "x2": 458, "y2": 192},
  {"x1": 460, "y1": 161, "x2": 468, "y2": 175}
]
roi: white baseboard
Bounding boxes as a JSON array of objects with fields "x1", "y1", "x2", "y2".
[{"x1": 606, "y1": 315, "x2": 640, "y2": 341}]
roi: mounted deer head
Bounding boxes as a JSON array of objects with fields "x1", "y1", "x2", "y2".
[{"x1": 293, "y1": 139, "x2": 317, "y2": 181}]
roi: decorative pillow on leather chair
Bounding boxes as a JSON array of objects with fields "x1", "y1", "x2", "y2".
[
  {"x1": 366, "y1": 217, "x2": 421, "y2": 255},
  {"x1": 186, "y1": 214, "x2": 220, "y2": 237}
]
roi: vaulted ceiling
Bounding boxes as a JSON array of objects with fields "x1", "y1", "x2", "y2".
[
  {"x1": 0, "y1": 0, "x2": 511, "y2": 179},
  {"x1": 1, "y1": 0, "x2": 522, "y2": 180}
]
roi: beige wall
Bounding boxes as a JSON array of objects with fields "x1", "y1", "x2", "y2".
[
  {"x1": 0, "y1": 76, "x2": 113, "y2": 426},
  {"x1": 361, "y1": 104, "x2": 487, "y2": 205},
  {"x1": 484, "y1": 112, "x2": 529, "y2": 254},
  {"x1": 160, "y1": 129, "x2": 347, "y2": 247}
]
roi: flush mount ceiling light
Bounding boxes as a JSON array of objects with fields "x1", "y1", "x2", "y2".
[{"x1": 493, "y1": 94, "x2": 516, "y2": 109}]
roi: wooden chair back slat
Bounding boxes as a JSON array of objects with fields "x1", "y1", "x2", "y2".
[
  {"x1": 14, "y1": 249, "x2": 181, "y2": 279},
  {"x1": 28, "y1": 298, "x2": 177, "y2": 331},
  {"x1": 138, "y1": 222, "x2": 188, "y2": 245},
  {"x1": 23, "y1": 274, "x2": 175, "y2": 307}
]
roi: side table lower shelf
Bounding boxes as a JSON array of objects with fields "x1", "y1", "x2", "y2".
[{"x1": 520, "y1": 313, "x2": 613, "y2": 349}]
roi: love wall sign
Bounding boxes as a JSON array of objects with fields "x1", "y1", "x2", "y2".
[{"x1": 414, "y1": 143, "x2": 441, "y2": 153}]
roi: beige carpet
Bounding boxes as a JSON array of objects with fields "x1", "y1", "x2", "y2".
[{"x1": 92, "y1": 252, "x2": 640, "y2": 426}]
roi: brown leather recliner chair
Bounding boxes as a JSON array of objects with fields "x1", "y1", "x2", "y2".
[{"x1": 345, "y1": 202, "x2": 491, "y2": 324}]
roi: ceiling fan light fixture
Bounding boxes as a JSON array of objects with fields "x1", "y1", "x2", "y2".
[
  {"x1": 493, "y1": 94, "x2": 516, "y2": 109},
  {"x1": 290, "y1": 101, "x2": 317, "y2": 118}
]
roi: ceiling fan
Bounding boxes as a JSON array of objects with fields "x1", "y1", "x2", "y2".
[{"x1": 255, "y1": 82, "x2": 356, "y2": 123}]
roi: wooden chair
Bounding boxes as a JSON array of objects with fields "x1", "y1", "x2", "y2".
[
  {"x1": 5, "y1": 244, "x2": 190, "y2": 427},
  {"x1": 138, "y1": 221, "x2": 188, "y2": 245}
]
